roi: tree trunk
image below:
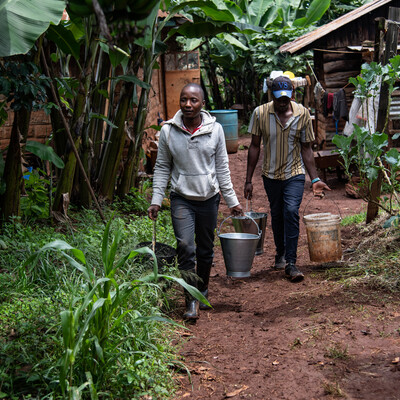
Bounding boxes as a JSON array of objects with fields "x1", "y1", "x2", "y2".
[
  {"x1": 0, "y1": 113, "x2": 23, "y2": 221},
  {"x1": 116, "y1": 46, "x2": 157, "y2": 197},
  {"x1": 116, "y1": 79, "x2": 149, "y2": 197},
  {"x1": 97, "y1": 82, "x2": 134, "y2": 201},
  {"x1": 52, "y1": 68, "x2": 92, "y2": 212},
  {"x1": 42, "y1": 44, "x2": 68, "y2": 165},
  {"x1": 203, "y1": 43, "x2": 223, "y2": 110},
  {"x1": 90, "y1": 51, "x2": 111, "y2": 178}
]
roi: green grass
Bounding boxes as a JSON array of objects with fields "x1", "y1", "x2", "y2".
[
  {"x1": 325, "y1": 343, "x2": 349, "y2": 360},
  {"x1": 340, "y1": 211, "x2": 366, "y2": 226}
]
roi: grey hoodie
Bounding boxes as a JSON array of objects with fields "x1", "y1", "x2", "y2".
[{"x1": 151, "y1": 109, "x2": 239, "y2": 208}]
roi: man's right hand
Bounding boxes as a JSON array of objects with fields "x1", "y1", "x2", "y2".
[
  {"x1": 147, "y1": 204, "x2": 161, "y2": 220},
  {"x1": 244, "y1": 182, "x2": 253, "y2": 200}
]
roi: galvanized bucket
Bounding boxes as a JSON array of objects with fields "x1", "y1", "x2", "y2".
[
  {"x1": 232, "y1": 211, "x2": 268, "y2": 255},
  {"x1": 218, "y1": 215, "x2": 261, "y2": 278}
]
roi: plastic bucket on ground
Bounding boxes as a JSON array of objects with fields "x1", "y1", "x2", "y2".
[
  {"x1": 209, "y1": 110, "x2": 239, "y2": 154},
  {"x1": 232, "y1": 211, "x2": 268, "y2": 255},
  {"x1": 303, "y1": 213, "x2": 342, "y2": 263},
  {"x1": 217, "y1": 216, "x2": 261, "y2": 277}
]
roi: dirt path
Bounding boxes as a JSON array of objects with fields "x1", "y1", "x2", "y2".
[{"x1": 174, "y1": 136, "x2": 400, "y2": 400}]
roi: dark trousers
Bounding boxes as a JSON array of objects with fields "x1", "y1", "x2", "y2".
[
  {"x1": 170, "y1": 192, "x2": 220, "y2": 272},
  {"x1": 262, "y1": 175, "x2": 305, "y2": 264}
]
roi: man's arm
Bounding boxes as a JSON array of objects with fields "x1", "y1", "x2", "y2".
[
  {"x1": 301, "y1": 142, "x2": 330, "y2": 194},
  {"x1": 244, "y1": 134, "x2": 261, "y2": 200}
]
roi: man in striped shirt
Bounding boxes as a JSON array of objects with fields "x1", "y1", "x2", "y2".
[{"x1": 244, "y1": 76, "x2": 330, "y2": 281}]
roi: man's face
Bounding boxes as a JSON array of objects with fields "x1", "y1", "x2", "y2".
[
  {"x1": 273, "y1": 95, "x2": 291, "y2": 113},
  {"x1": 180, "y1": 86, "x2": 205, "y2": 119}
]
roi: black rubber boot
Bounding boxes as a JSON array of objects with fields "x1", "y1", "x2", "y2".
[
  {"x1": 182, "y1": 269, "x2": 199, "y2": 320},
  {"x1": 197, "y1": 263, "x2": 213, "y2": 310}
]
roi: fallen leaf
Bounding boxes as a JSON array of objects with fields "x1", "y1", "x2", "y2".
[
  {"x1": 225, "y1": 385, "x2": 248, "y2": 398},
  {"x1": 272, "y1": 360, "x2": 279, "y2": 365},
  {"x1": 182, "y1": 394, "x2": 191, "y2": 398},
  {"x1": 392, "y1": 357, "x2": 399, "y2": 364}
]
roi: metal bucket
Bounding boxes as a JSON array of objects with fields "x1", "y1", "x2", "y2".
[
  {"x1": 218, "y1": 215, "x2": 261, "y2": 277},
  {"x1": 232, "y1": 211, "x2": 268, "y2": 255},
  {"x1": 303, "y1": 213, "x2": 342, "y2": 263}
]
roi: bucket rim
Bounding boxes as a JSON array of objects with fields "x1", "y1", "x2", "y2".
[
  {"x1": 218, "y1": 215, "x2": 261, "y2": 238},
  {"x1": 244, "y1": 211, "x2": 268, "y2": 219},
  {"x1": 218, "y1": 232, "x2": 260, "y2": 239},
  {"x1": 303, "y1": 213, "x2": 341, "y2": 221},
  {"x1": 209, "y1": 109, "x2": 238, "y2": 114}
]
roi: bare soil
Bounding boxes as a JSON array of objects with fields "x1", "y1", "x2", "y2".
[{"x1": 173, "y1": 135, "x2": 400, "y2": 400}]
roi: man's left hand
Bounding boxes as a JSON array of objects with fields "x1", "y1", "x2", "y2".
[{"x1": 313, "y1": 180, "x2": 330, "y2": 198}]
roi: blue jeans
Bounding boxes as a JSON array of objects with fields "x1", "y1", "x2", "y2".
[
  {"x1": 262, "y1": 175, "x2": 305, "y2": 264},
  {"x1": 170, "y1": 192, "x2": 220, "y2": 271}
]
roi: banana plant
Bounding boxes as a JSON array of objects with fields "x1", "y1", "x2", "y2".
[
  {"x1": 0, "y1": 0, "x2": 65, "y2": 57},
  {"x1": 173, "y1": 0, "x2": 331, "y2": 112}
]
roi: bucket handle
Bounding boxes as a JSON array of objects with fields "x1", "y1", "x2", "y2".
[
  {"x1": 217, "y1": 215, "x2": 262, "y2": 238},
  {"x1": 302, "y1": 192, "x2": 342, "y2": 219}
]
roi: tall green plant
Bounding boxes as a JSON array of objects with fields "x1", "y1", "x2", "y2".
[
  {"x1": 176, "y1": 0, "x2": 331, "y2": 113},
  {"x1": 24, "y1": 217, "x2": 208, "y2": 396},
  {"x1": 333, "y1": 56, "x2": 400, "y2": 221}
]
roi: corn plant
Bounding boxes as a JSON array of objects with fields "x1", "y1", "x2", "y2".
[{"x1": 24, "y1": 217, "x2": 208, "y2": 398}]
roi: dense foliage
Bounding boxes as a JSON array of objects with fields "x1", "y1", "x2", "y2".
[
  {"x1": 0, "y1": 200, "x2": 185, "y2": 398},
  {"x1": 333, "y1": 56, "x2": 400, "y2": 225}
]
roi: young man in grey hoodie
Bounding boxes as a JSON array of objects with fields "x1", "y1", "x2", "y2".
[{"x1": 148, "y1": 83, "x2": 243, "y2": 320}]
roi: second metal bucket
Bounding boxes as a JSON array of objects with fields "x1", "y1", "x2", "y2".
[
  {"x1": 232, "y1": 211, "x2": 267, "y2": 255},
  {"x1": 218, "y1": 215, "x2": 261, "y2": 277}
]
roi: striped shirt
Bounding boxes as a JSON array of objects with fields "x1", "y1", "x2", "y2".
[{"x1": 248, "y1": 101, "x2": 315, "y2": 180}]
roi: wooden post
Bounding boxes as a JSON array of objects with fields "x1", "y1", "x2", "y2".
[
  {"x1": 374, "y1": 17, "x2": 386, "y2": 63},
  {"x1": 366, "y1": 7, "x2": 400, "y2": 224}
]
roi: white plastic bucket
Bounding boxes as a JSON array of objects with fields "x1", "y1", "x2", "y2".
[{"x1": 303, "y1": 213, "x2": 342, "y2": 262}]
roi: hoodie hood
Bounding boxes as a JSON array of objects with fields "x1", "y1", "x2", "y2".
[{"x1": 166, "y1": 109, "x2": 216, "y2": 136}]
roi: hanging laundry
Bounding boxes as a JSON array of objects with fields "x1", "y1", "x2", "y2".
[
  {"x1": 323, "y1": 92, "x2": 334, "y2": 117},
  {"x1": 313, "y1": 82, "x2": 325, "y2": 110},
  {"x1": 333, "y1": 89, "x2": 349, "y2": 135},
  {"x1": 333, "y1": 89, "x2": 349, "y2": 122},
  {"x1": 327, "y1": 93, "x2": 334, "y2": 110}
]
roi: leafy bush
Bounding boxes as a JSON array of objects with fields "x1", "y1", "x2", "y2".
[{"x1": 333, "y1": 56, "x2": 400, "y2": 224}]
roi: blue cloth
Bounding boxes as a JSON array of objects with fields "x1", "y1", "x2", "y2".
[
  {"x1": 170, "y1": 192, "x2": 220, "y2": 271},
  {"x1": 262, "y1": 174, "x2": 305, "y2": 264},
  {"x1": 23, "y1": 166, "x2": 33, "y2": 180}
]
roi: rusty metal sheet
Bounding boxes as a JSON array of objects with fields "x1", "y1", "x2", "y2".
[{"x1": 280, "y1": 0, "x2": 392, "y2": 55}]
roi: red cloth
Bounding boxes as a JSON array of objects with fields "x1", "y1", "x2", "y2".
[{"x1": 327, "y1": 93, "x2": 334, "y2": 110}]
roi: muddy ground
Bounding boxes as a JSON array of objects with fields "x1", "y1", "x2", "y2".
[{"x1": 173, "y1": 135, "x2": 400, "y2": 400}]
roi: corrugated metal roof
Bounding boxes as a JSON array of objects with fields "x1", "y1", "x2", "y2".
[{"x1": 280, "y1": 0, "x2": 392, "y2": 54}]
